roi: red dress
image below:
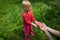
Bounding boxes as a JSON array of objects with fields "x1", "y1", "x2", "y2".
[{"x1": 22, "y1": 10, "x2": 36, "y2": 40}]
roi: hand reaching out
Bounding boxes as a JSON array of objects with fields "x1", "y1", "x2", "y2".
[
  {"x1": 40, "y1": 22, "x2": 47, "y2": 31},
  {"x1": 37, "y1": 22, "x2": 47, "y2": 31},
  {"x1": 33, "y1": 24, "x2": 37, "y2": 27},
  {"x1": 31, "y1": 23, "x2": 37, "y2": 28}
]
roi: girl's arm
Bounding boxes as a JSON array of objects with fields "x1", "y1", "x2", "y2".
[
  {"x1": 31, "y1": 22, "x2": 37, "y2": 28},
  {"x1": 22, "y1": 14, "x2": 37, "y2": 27},
  {"x1": 22, "y1": 14, "x2": 31, "y2": 25}
]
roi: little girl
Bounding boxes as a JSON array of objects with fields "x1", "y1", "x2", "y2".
[{"x1": 22, "y1": 0, "x2": 39, "y2": 40}]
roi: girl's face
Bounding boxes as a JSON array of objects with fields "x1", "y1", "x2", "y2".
[{"x1": 24, "y1": 4, "x2": 31, "y2": 12}]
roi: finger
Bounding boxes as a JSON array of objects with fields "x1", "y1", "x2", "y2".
[{"x1": 42, "y1": 23, "x2": 47, "y2": 27}]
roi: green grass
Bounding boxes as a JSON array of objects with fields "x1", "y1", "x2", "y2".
[{"x1": 0, "y1": 0, "x2": 60, "y2": 40}]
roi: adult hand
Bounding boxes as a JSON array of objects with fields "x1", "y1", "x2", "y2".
[
  {"x1": 40, "y1": 22, "x2": 47, "y2": 31},
  {"x1": 37, "y1": 22, "x2": 47, "y2": 31}
]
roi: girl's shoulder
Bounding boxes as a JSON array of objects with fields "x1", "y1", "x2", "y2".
[
  {"x1": 22, "y1": 13, "x2": 27, "y2": 17},
  {"x1": 22, "y1": 13, "x2": 25, "y2": 16},
  {"x1": 29, "y1": 10, "x2": 33, "y2": 14}
]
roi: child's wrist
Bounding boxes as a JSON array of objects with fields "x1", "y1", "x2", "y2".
[{"x1": 35, "y1": 23, "x2": 38, "y2": 27}]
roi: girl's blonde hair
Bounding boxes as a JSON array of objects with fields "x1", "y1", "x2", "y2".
[
  {"x1": 22, "y1": 0, "x2": 31, "y2": 6},
  {"x1": 22, "y1": 0, "x2": 32, "y2": 12}
]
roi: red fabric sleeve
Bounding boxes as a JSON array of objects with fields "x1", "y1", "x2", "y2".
[
  {"x1": 30, "y1": 10, "x2": 36, "y2": 21},
  {"x1": 22, "y1": 14, "x2": 31, "y2": 25}
]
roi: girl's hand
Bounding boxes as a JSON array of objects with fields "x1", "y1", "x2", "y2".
[
  {"x1": 34, "y1": 21, "x2": 39, "y2": 26},
  {"x1": 36, "y1": 22, "x2": 43, "y2": 27},
  {"x1": 31, "y1": 23, "x2": 37, "y2": 28},
  {"x1": 33, "y1": 24, "x2": 38, "y2": 28}
]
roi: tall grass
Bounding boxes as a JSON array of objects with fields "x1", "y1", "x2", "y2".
[{"x1": 0, "y1": 0, "x2": 60, "y2": 40}]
